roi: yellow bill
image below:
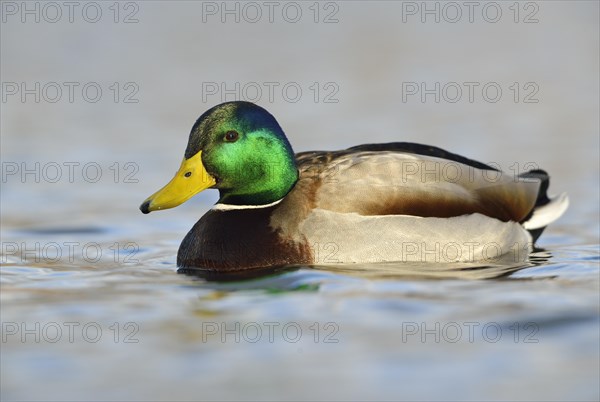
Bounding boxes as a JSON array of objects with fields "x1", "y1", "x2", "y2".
[{"x1": 140, "y1": 151, "x2": 216, "y2": 214}]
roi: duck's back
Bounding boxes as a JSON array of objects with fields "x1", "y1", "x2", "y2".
[{"x1": 293, "y1": 142, "x2": 540, "y2": 223}]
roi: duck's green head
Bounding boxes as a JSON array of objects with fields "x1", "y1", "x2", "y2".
[{"x1": 140, "y1": 101, "x2": 298, "y2": 213}]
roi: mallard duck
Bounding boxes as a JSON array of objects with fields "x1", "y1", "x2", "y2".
[{"x1": 140, "y1": 101, "x2": 568, "y2": 271}]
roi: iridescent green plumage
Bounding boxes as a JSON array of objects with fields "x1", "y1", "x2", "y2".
[{"x1": 186, "y1": 102, "x2": 298, "y2": 206}]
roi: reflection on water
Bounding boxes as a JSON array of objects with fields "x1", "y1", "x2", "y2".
[
  {"x1": 179, "y1": 252, "x2": 551, "y2": 282},
  {"x1": 179, "y1": 265, "x2": 302, "y2": 282}
]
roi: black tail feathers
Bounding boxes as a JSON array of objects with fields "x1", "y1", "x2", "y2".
[{"x1": 518, "y1": 169, "x2": 551, "y2": 242}]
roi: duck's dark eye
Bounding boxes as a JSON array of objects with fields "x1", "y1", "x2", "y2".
[
  {"x1": 184, "y1": 172, "x2": 192, "y2": 177},
  {"x1": 224, "y1": 131, "x2": 239, "y2": 142}
]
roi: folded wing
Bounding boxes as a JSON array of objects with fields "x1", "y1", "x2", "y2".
[{"x1": 296, "y1": 145, "x2": 540, "y2": 223}]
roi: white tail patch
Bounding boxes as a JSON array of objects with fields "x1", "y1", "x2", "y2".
[{"x1": 522, "y1": 193, "x2": 569, "y2": 230}]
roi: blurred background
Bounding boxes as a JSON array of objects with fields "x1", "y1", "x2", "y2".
[{"x1": 1, "y1": 1, "x2": 599, "y2": 401}]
